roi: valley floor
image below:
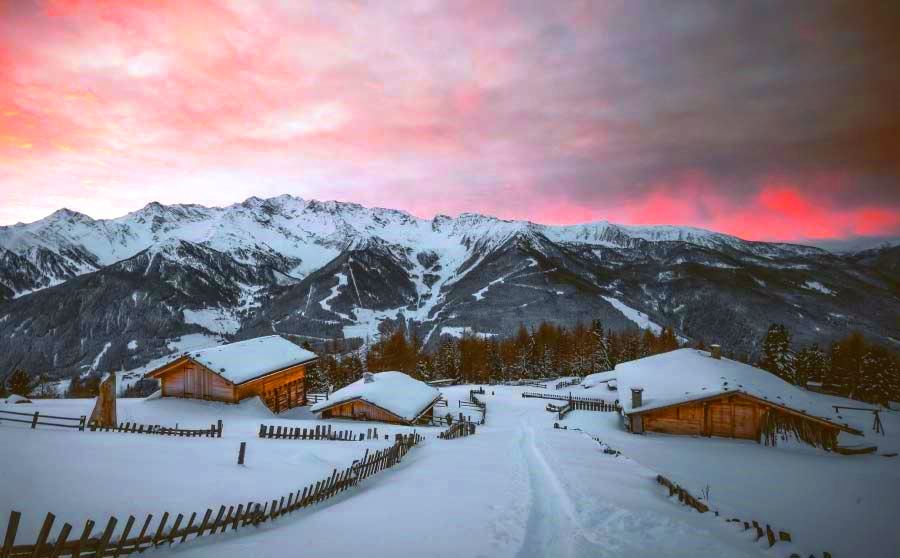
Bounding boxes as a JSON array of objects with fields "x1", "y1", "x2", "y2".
[{"x1": 2, "y1": 386, "x2": 898, "y2": 557}]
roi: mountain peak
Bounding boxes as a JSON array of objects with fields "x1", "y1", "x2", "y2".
[{"x1": 49, "y1": 207, "x2": 91, "y2": 222}]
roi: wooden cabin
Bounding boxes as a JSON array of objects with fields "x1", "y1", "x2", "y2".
[
  {"x1": 618, "y1": 349, "x2": 867, "y2": 449},
  {"x1": 311, "y1": 371, "x2": 441, "y2": 425},
  {"x1": 145, "y1": 336, "x2": 317, "y2": 413}
]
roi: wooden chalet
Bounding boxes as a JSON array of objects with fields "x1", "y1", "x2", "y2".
[
  {"x1": 310, "y1": 371, "x2": 441, "y2": 425},
  {"x1": 145, "y1": 335, "x2": 317, "y2": 413},
  {"x1": 617, "y1": 348, "x2": 868, "y2": 450}
]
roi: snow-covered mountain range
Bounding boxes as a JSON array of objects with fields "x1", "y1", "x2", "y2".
[{"x1": 1, "y1": 195, "x2": 897, "y2": 377}]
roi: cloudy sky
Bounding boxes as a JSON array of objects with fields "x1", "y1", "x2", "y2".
[{"x1": 1, "y1": 0, "x2": 898, "y2": 245}]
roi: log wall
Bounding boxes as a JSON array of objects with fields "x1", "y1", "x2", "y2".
[
  {"x1": 160, "y1": 361, "x2": 236, "y2": 403},
  {"x1": 321, "y1": 400, "x2": 406, "y2": 424},
  {"x1": 235, "y1": 364, "x2": 307, "y2": 413},
  {"x1": 640, "y1": 394, "x2": 765, "y2": 441}
]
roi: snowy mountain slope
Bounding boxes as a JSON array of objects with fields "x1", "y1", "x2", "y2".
[{"x1": 1, "y1": 195, "x2": 897, "y2": 377}]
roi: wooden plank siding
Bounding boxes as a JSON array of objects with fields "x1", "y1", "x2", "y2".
[
  {"x1": 152, "y1": 359, "x2": 309, "y2": 413},
  {"x1": 159, "y1": 361, "x2": 237, "y2": 403},
  {"x1": 640, "y1": 394, "x2": 769, "y2": 441},
  {"x1": 321, "y1": 400, "x2": 407, "y2": 424},
  {"x1": 235, "y1": 363, "x2": 307, "y2": 414}
]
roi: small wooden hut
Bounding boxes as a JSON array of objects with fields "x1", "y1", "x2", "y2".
[
  {"x1": 617, "y1": 349, "x2": 867, "y2": 450},
  {"x1": 311, "y1": 371, "x2": 441, "y2": 425},
  {"x1": 145, "y1": 335, "x2": 317, "y2": 413}
]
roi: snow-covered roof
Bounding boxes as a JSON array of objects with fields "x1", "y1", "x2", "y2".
[
  {"x1": 311, "y1": 372, "x2": 440, "y2": 422},
  {"x1": 582, "y1": 371, "x2": 617, "y2": 389},
  {"x1": 4, "y1": 394, "x2": 31, "y2": 404},
  {"x1": 616, "y1": 349, "x2": 871, "y2": 428},
  {"x1": 164, "y1": 335, "x2": 317, "y2": 385}
]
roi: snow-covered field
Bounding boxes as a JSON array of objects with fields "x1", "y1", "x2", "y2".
[{"x1": 2, "y1": 386, "x2": 897, "y2": 557}]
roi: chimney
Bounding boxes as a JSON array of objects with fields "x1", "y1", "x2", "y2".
[
  {"x1": 631, "y1": 387, "x2": 644, "y2": 409},
  {"x1": 710, "y1": 344, "x2": 722, "y2": 360},
  {"x1": 363, "y1": 372, "x2": 374, "y2": 383}
]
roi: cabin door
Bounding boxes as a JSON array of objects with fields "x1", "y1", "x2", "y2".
[
  {"x1": 709, "y1": 402, "x2": 732, "y2": 438},
  {"x1": 733, "y1": 404, "x2": 756, "y2": 439}
]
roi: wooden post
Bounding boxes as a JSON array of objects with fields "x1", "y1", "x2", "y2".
[
  {"x1": 151, "y1": 512, "x2": 169, "y2": 546},
  {"x1": 179, "y1": 513, "x2": 196, "y2": 544},
  {"x1": 217, "y1": 419, "x2": 223, "y2": 438},
  {"x1": 72, "y1": 518, "x2": 94, "y2": 558},
  {"x1": 1, "y1": 510, "x2": 20, "y2": 558},
  {"x1": 48, "y1": 522, "x2": 72, "y2": 558},
  {"x1": 238, "y1": 442, "x2": 247, "y2": 465},
  {"x1": 95, "y1": 516, "x2": 118, "y2": 557},
  {"x1": 32, "y1": 513, "x2": 56, "y2": 558},
  {"x1": 30, "y1": 411, "x2": 39, "y2": 429},
  {"x1": 90, "y1": 373, "x2": 118, "y2": 428},
  {"x1": 112, "y1": 515, "x2": 135, "y2": 557}
]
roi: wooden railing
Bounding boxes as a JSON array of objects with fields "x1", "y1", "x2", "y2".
[
  {"x1": 0, "y1": 410, "x2": 85, "y2": 431},
  {"x1": 655, "y1": 474, "x2": 831, "y2": 557},
  {"x1": 88, "y1": 421, "x2": 222, "y2": 438},
  {"x1": 554, "y1": 378, "x2": 582, "y2": 390},
  {"x1": 522, "y1": 392, "x2": 612, "y2": 405},
  {"x1": 438, "y1": 421, "x2": 476, "y2": 440},
  {"x1": 554, "y1": 399, "x2": 620, "y2": 420},
  {"x1": 2, "y1": 434, "x2": 424, "y2": 558},
  {"x1": 258, "y1": 424, "x2": 381, "y2": 441}
]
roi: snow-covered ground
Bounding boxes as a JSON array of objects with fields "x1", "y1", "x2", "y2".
[{"x1": 2, "y1": 386, "x2": 896, "y2": 557}]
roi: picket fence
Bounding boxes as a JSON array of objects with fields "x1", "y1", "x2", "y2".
[
  {"x1": 555, "y1": 399, "x2": 620, "y2": 420},
  {"x1": 655, "y1": 475, "x2": 832, "y2": 558},
  {"x1": 2, "y1": 433, "x2": 424, "y2": 558},
  {"x1": 88, "y1": 420, "x2": 222, "y2": 438},
  {"x1": 554, "y1": 378, "x2": 582, "y2": 390},
  {"x1": 438, "y1": 421, "x2": 476, "y2": 440},
  {"x1": 258, "y1": 424, "x2": 380, "y2": 441}
]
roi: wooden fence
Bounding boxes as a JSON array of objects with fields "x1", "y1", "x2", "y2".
[
  {"x1": 655, "y1": 475, "x2": 830, "y2": 557},
  {"x1": 306, "y1": 393, "x2": 329, "y2": 404},
  {"x1": 258, "y1": 424, "x2": 381, "y2": 441},
  {"x1": 2, "y1": 433, "x2": 424, "y2": 558},
  {"x1": 469, "y1": 390, "x2": 487, "y2": 425},
  {"x1": 88, "y1": 421, "x2": 222, "y2": 438},
  {"x1": 555, "y1": 399, "x2": 620, "y2": 420},
  {"x1": 0, "y1": 410, "x2": 85, "y2": 431},
  {"x1": 554, "y1": 378, "x2": 582, "y2": 390},
  {"x1": 438, "y1": 421, "x2": 476, "y2": 440},
  {"x1": 521, "y1": 392, "x2": 612, "y2": 405}
]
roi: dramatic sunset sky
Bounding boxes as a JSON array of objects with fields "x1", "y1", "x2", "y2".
[{"x1": 1, "y1": 1, "x2": 898, "y2": 247}]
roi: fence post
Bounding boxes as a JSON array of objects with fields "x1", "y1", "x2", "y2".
[
  {"x1": 0, "y1": 510, "x2": 20, "y2": 558},
  {"x1": 217, "y1": 420, "x2": 223, "y2": 438},
  {"x1": 238, "y1": 442, "x2": 247, "y2": 466},
  {"x1": 30, "y1": 411, "x2": 39, "y2": 429}
]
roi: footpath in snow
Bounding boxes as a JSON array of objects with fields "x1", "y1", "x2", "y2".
[
  {"x1": 4, "y1": 386, "x2": 896, "y2": 557},
  {"x1": 150, "y1": 388, "x2": 763, "y2": 558}
]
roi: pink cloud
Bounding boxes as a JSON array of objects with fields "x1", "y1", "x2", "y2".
[{"x1": 0, "y1": 1, "x2": 897, "y2": 243}]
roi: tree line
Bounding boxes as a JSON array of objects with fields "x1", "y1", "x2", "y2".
[
  {"x1": 306, "y1": 321, "x2": 680, "y2": 392},
  {"x1": 3, "y1": 320, "x2": 896, "y2": 407},
  {"x1": 759, "y1": 324, "x2": 900, "y2": 405}
]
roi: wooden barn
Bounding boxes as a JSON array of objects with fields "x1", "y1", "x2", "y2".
[
  {"x1": 310, "y1": 371, "x2": 441, "y2": 425},
  {"x1": 145, "y1": 335, "x2": 317, "y2": 413},
  {"x1": 617, "y1": 348, "x2": 866, "y2": 450}
]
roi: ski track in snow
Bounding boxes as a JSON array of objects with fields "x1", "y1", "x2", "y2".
[{"x1": 515, "y1": 422, "x2": 579, "y2": 558}]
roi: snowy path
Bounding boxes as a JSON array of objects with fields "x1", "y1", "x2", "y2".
[
  {"x1": 4, "y1": 389, "x2": 772, "y2": 558},
  {"x1": 155, "y1": 387, "x2": 762, "y2": 558}
]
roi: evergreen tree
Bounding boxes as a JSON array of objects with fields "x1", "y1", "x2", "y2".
[
  {"x1": 857, "y1": 345, "x2": 899, "y2": 405},
  {"x1": 829, "y1": 332, "x2": 867, "y2": 398},
  {"x1": 795, "y1": 344, "x2": 827, "y2": 387},
  {"x1": 7, "y1": 369, "x2": 31, "y2": 397},
  {"x1": 760, "y1": 324, "x2": 796, "y2": 383},
  {"x1": 589, "y1": 319, "x2": 612, "y2": 372}
]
